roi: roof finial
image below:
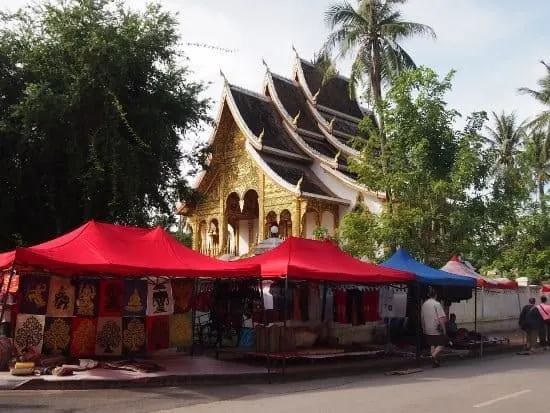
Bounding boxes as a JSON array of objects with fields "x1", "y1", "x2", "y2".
[
  {"x1": 258, "y1": 128, "x2": 264, "y2": 145},
  {"x1": 220, "y1": 69, "x2": 228, "y2": 84},
  {"x1": 334, "y1": 150, "x2": 341, "y2": 164},
  {"x1": 296, "y1": 175, "x2": 303, "y2": 193},
  {"x1": 262, "y1": 58, "x2": 270, "y2": 72},
  {"x1": 292, "y1": 111, "x2": 301, "y2": 126},
  {"x1": 328, "y1": 117, "x2": 335, "y2": 133},
  {"x1": 313, "y1": 89, "x2": 320, "y2": 102},
  {"x1": 292, "y1": 44, "x2": 298, "y2": 57}
]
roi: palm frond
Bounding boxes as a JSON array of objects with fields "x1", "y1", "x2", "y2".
[{"x1": 325, "y1": 1, "x2": 367, "y2": 29}]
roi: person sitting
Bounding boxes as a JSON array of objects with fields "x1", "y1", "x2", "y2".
[{"x1": 446, "y1": 313, "x2": 458, "y2": 340}]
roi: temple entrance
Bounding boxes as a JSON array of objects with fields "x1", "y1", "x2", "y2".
[{"x1": 225, "y1": 190, "x2": 259, "y2": 257}]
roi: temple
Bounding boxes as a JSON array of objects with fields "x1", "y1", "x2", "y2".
[{"x1": 178, "y1": 49, "x2": 384, "y2": 257}]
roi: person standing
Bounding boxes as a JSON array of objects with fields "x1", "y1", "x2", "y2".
[
  {"x1": 421, "y1": 289, "x2": 447, "y2": 367},
  {"x1": 519, "y1": 297, "x2": 542, "y2": 352},
  {"x1": 536, "y1": 296, "x2": 550, "y2": 350}
]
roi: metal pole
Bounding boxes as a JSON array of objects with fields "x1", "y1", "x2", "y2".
[
  {"x1": 474, "y1": 287, "x2": 478, "y2": 333},
  {"x1": 282, "y1": 275, "x2": 288, "y2": 379},
  {"x1": 190, "y1": 277, "x2": 199, "y2": 356},
  {"x1": 480, "y1": 286, "x2": 484, "y2": 357},
  {"x1": 321, "y1": 282, "x2": 328, "y2": 322}
]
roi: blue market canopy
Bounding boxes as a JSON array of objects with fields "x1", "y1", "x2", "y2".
[{"x1": 382, "y1": 249, "x2": 476, "y2": 288}]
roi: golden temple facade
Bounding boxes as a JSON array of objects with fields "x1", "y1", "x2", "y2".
[{"x1": 178, "y1": 50, "x2": 384, "y2": 257}]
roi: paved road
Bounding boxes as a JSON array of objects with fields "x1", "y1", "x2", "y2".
[{"x1": 1, "y1": 352, "x2": 549, "y2": 413}]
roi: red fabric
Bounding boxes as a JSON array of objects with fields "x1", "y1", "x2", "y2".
[
  {"x1": 334, "y1": 290, "x2": 347, "y2": 323},
  {"x1": 146, "y1": 316, "x2": 169, "y2": 352},
  {"x1": 441, "y1": 257, "x2": 518, "y2": 290},
  {"x1": 0, "y1": 272, "x2": 19, "y2": 294},
  {"x1": 71, "y1": 317, "x2": 98, "y2": 357},
  {"x1": 239, "y1": 238, "x2": 414, "y2": 283},
  {"x1": 99, "y1": 279, "x2": 124, "y2": 317},
  {"x1": 543, "y1": 285, "x2": 550, "y2": 293},
  {"x1": 0, "y1": 221, "x2": 259, "y2": 277},
  {"x1": 363, "y1": 290, "x2": 380, "y2": 322}
]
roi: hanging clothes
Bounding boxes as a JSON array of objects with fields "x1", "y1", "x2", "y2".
[
  {"x1": 323, "y1": 287, "x2": 333, "y2": 323},
  {"x1": 346, "y1": 289, "x2": 364, "y2": 326},
  {"x1": 333, "y1": 289, "x2": 348, "y2": 324},
  {"x1": 363, "y1": 289, "x2": 381, "y2": 322},
  {"x1": 308, "y1": 282, "x2": 322, "y2": 323},
  {"x1": 379, "y1": 286, "x2": 395, "y2": 319}
]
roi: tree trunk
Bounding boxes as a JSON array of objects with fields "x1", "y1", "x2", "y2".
[{"x1": 539, "y1": 179, "x2": 546, "y2": 212}]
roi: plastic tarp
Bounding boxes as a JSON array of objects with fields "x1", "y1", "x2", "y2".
[
  {"x1": 441, "y1": 256, "x2": 517, "y2": 290},
  {"x1": 382, "y1": 249, "x2": 476, "y2": 288},
  {"x1": 239, "y1": 237, "x2": 414, "y2": 283},
  {"x1": 0, "y1": 221, "x2": 260, "y2": 278}
]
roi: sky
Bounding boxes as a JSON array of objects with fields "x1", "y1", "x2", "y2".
[{"x1": 0, "y1": 0, "x2": 548, "y2": 147}]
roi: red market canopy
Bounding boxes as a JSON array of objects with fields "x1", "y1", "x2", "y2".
[
  {"x1": 239, "y1": 237, "x2": 414, "y2": 283},
  {"x1": 441, "y1": 256, "x2": 517, "y2": 290},
  {"x1": 0, "y1": 221, "x2": 259, "y2": 278}
]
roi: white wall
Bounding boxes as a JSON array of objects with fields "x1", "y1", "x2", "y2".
[
  {"x1": 238, "y1": 219, "x2": 249, "y2": 255},
  {"x1": 320, "y1": 211, "x2": 335, "y2": 235},
  {"x1": 393, "y1": 286, "x2": 542, "y2": 333},
  {"x1": 304, "y1": 212, "x2": 317, "y2": 239}
]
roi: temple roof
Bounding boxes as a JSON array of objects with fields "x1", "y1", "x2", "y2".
[{"x1": 298, "y1": 59, "x2": 364, "y2": 120}]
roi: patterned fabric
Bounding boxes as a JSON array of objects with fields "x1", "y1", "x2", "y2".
[
  {"x1": 14, "y1": 314, "x2": 45, "y2": 355},
  {"x1": 95, "y1": 317, "x2": 123, "y2": 356},
  {"x1": 47, "y1": 277, "x2": 75, "y2": 317},
  {"x1": 146, "y1": 279, "x2": 174, "y2": 316},
  {"x1": 43, "y1": 317, "x2": 71, "y2": 355},
  {"x1": 146, "y1": 315, "x2": 169, "y2": 352},
  {"x1": 122, "y1": 317, "x2": 146, "y2": 355},
  {"x1": 74, "y1": 279, "x2": 99, "y2": 317},
  {"x1": 172, "y1": 279, "x2": 194, "y2": 314},
  {"x1": 19, "y1": 275, "x2": 50, "y2": 315},
  {"x1": 0, "y1": 272, "x2": 19, "y2": 294},
  {"x1": 168, "y1": 313, "x2": 192, "y2": 348},
  {"x1": 70, "y1": 317, "x2": 97, "y2": 357},
  {"x1": 122, "y1": 280, "x2": 147, "y2": 318},
  {"x1": 99, "y1": 280, "x2": 124, "y2": 317}
]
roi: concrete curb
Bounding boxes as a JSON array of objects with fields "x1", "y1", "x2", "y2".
[{"x1": 11, "y1": 344, "x2": 524, "y2": 390}]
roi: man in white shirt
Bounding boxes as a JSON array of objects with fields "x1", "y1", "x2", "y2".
[{"x1": 421, "y1": 289, "x2": 447, "y2": 367}]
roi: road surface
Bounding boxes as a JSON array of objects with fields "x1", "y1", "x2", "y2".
[{"x1": 1, "y1": 352, "x2": 549, "y2": 413}]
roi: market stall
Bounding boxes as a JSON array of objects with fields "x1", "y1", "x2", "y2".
[
  {"x1": 216, "y1": 238, "x2": 415, "y2": 369},
  {"x1": 0, "y1": 221, "x2": 260, "y2": 373}
]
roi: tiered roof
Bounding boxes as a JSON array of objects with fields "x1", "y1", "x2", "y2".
[{"x1": 191, "y1": 51, "x2": 385, "y2": 209}]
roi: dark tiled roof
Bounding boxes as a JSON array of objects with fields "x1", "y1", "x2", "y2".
[
  {"x1": 229, "y1": 86, "x2": 304, "y2": 155},
  {"x1": 270, "y1": 75, "x2": 318, "y2": 133},
  {"x1": 260, "y1": 153, "x2": 336, "y2": 197},
  {"x1": 300, "y1": 60, "x2": 363, "y2": 119}
]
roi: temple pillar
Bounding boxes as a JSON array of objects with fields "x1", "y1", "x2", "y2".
[
  {"x1": 259, "y1": 174, "x2": 266, "y2": 241},
  {"x1": 191, "y1": 218, "x2": 199, "y2": 251},
  {"x1": 292, "y1": 198, "x2": 301, "y2": 237}
]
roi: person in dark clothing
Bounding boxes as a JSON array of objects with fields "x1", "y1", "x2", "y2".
[
  {"x1": 446, "y1": 313, "x2": 458, "y2": 340},
  {"x1": 519, "y1": 297, "x2": 543, "y2": 352}
]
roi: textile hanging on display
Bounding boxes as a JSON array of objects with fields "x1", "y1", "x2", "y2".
[
  {"x1": 122, "y1": 279, "x2": 147, "y2": 318},
  {"x1": 379, "y1": 286, "x2": 395, "y2": 318},
  {"x1": 99, "y1": 279, "x2": 124, "y2": 317},
  {"x1": 122, "y1": 317, "x2": 146, "y2": 355},
  {"x1": 334, "y1": 289, "x2": 348, "y2": 324},
  {"x1": 146, "y1": 279, "x2": 174, "y2": 316},
  {"x1": 171, "y1": 279, "x2": 194, "y2": 314},
  {"x1": 323, "y1": 288, "x2": 334, "y2": 322},
  {"x1": 363, "y1": 289, "x2": 381, "y2": 322},
  {"x1": 308, "y1": 282, "x2": 322, "y2": 323},
  {"x1": 46, "y1": 277, "x2": 75, "y2": 318},
  {"x1": 146, "y1": 315, "x2": 169, "y2": 351},
  {"x1": 43, "y1": 317, "x2": 71, "y2": 355},
  {"x1": 70, "y1": 317, "x2": 97, "y2": 357},
  {"x1": 262, "y1": 281, "x2": 274, "y2": 310},
  {"x1": 1, "y1": 273, "x2": 19, "y2": 294},
  {"x1": 19, "y1": 275, "x2": 50, "y2": 315},
  {"x1": 169, "y1": 313, "x2": 192, "y2": 348},
  {"x1": 95, "y1": 317, "x2": 123, "y2": 356},
  {"x1": 74, "y1": 279, "x2": 99, "y2": 317},
  {"x1": 14, "y1": 314, "x2": 45, "y2": 355}
]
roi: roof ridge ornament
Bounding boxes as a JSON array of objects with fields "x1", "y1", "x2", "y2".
[
  {"x1": 262, "y1": 58, "x2": 270, "y2": 72},
  {"x1": 292, "y1": 111, "x2": 301, "y2": 126},
  {"x1": 292, "y1": 44, "x2": 298, "y2": 57},
  {"x1": 220, "y1": 69, "x2": 228, "y2": 85},
  {"x1": 258, "y1": 128, "x2": 265, "y2": 146},
  {"x1": 296, "y1": 175, "x2": 303, "y2": 193},
  {"x1": 313, "y1": 89, "x2": 320, "y2": 103},
  {"x1": 328, "y1": 117, "x2": 335, "y2": 133}
]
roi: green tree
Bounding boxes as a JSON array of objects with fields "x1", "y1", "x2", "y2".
[
  {"x1": 342, "y1": 68, "x2": 490, "y2": 266},
  {"x1": 0, "y1": 0, "x2": 209, "y2": 250},
  {"x1": 523, "y1": 126, "x2": 550, "y2": 211},
  {"x1": 519, "y1": 60, "x2": 550, "y2": 128},
  {"x1": 323, "y1": 0, "x2": 435, "y2": 108}
]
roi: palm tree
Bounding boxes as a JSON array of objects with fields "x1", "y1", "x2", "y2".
[
  {"x1": 519, "y1": 61, "x2": 550, "y2": 128},
  {"x1": 323, "y1": 0, "x2": 435, "y2": 108},
  {"x1": 525, "y1": 126, "x2": 550, "y2": 210},
  {"x1": 484, "y1": 112, "x2": 526, "y2": 177}
]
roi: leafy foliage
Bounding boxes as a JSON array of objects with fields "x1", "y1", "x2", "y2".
[{"x1": 0, "y1": 0, "x2": 209, "y2": 250}]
